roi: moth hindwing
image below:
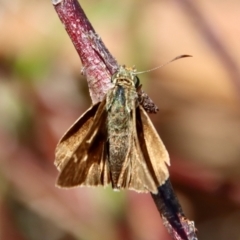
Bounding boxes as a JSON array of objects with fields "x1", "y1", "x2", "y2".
[{"x1": 55, "y1": 65, "x2": 170, "y2": 193}]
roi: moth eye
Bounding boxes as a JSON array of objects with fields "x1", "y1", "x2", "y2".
[{"x1": 134, "y1": 76, "x2": 140, "y2": 88}]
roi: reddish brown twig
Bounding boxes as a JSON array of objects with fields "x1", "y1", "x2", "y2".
[{"x1": 53, "y1": 0, "x2": 118, "y2": 103}]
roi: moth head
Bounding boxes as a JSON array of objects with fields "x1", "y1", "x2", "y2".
[
  {"x1": 112, "y1": 65, "x2": 140, "y2": 88},
  {"x1": 112, "y1": 55, "x2": 192, "y2": 89}
]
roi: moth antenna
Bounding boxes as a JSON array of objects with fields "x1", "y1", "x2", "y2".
[{"x1": 135, "y1": 54, "x2": 192, "y2": 75}]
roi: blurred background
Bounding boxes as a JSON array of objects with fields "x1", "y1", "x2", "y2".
[{"x1": 1, "y1": 0, "x2": 240, "y2": 239}]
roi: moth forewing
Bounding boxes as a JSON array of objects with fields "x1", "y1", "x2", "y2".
[
  {"x1": 55, "y1": 103, "x2": 100, "y2": 171},
  {"x1": 129, "y1": 145, "x2": 157, "y2": 193},
  {"x1": 115, "y1": 105, "x2": 159, "y2": 193},
  {"x1": 56, "y1": 99, "x2": 110, "y2": 188},
  {"x1": 129, "y1": 106, "x2": 160, "y2": 193},
  {"x1": 138, "y1": 105, "x2": 170, "y2": 188}
]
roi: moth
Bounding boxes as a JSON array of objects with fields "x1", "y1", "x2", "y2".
[{"x1": 55, "y1": 65, "x2": 170, "y2": 194}]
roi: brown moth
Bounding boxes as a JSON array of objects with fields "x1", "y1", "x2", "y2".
[{"x1": 55, "y1": 65, "x2": 170, "y2": 194}]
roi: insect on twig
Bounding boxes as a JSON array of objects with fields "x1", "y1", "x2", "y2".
[{"x1": 54, "y1": 55, "x2": 191, "y2": 194}]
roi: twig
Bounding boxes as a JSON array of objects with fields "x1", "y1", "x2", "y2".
[
  {"x1": 152, "y1": 180, "x2": 197, "y2": 240},
  {"x1": 52, "y1": 0, "x2": 118, "y2": 103}
]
